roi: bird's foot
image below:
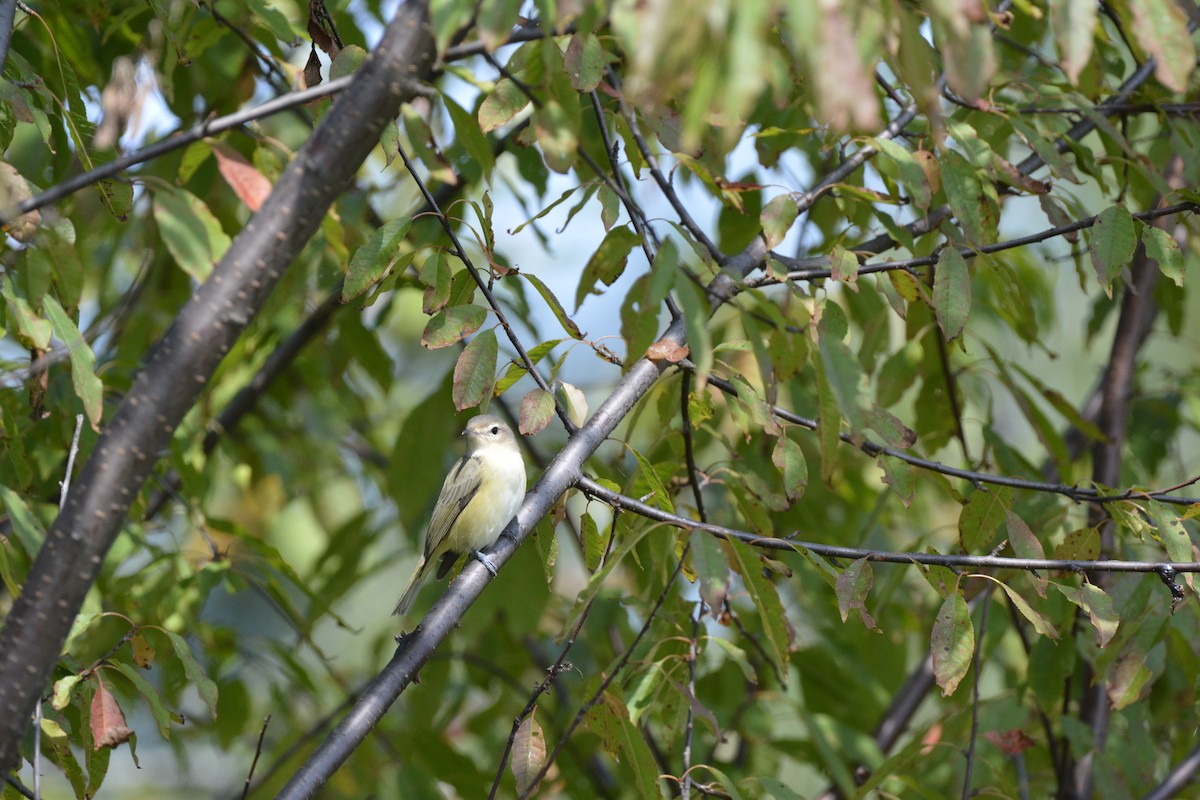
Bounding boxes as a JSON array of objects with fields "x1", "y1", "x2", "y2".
[
  {"x1": 499, "y1": 528, "x2": 518, "y2": 543},
  {"x1": 471, "y1": 549, "x2": 498, "y2": 576}
]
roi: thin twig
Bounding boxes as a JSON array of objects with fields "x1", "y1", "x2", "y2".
[
  {"x1": 394, "y1": 141, "x2": 577, "y2": 434},
  {"x1": 751, "y1": 201, "x2": 1200, "y2": 286},
  {"x1": 58, "y1": 414, "x2": 84, "y2": 512},
  {"x1": 575, "y1": 475, "x2": 1200, "y2": 575},
  {"x1": 517, "y1": 549, "x2": 690, "y2": 799},
  {"x1": 961, "y1": 582, "x2": 993, "y2": 799},
  {"x1": 690, "y1": 368, "x2": 1199, "y2": 507},
  {"x1": 241, "y1": 715, "x2": 272, "y2": 800}
]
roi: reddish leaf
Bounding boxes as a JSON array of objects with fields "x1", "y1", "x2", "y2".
[
  {"x1": 213, "y1": 145, "x2": 272, "y2": 211},
  {"x1": 91, "y1": 680, "x2": 134, "y2": 750},
  {"x1": 519, "y1": 388, "x2": 555, "y2": 435}
]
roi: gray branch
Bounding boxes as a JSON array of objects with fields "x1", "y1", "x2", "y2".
[{"x1": 0, "y1": 0, "x2": 435, "y2": 773}]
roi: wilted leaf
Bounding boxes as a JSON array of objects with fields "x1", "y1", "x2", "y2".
[
  {"x1": 342, "y1": 218, "x2": 412, "y2": 301},
  {"x1": 933, "y1": 248, "x2": 971, "y2": 341},
  {"x1": 91, "y1": 680, "x2": 134, "y2": 750},
  {"x1": 760, "y1": 194, "x2": 798, "y2": 250},
  {"x1": 43, "y1": 296, "x2": 104, "y2": 427},
  {"x1": 0, "y1": 161, "x2": 39, "y2": 242},
  {"x1": 1128, "y1": 0, "x2": 1195, "y2": 92},
  {"x1": 556, "y1": 381, "x2": 588, "y2": 427},
  {"x1": 1087, "y1": 205, "x2": 1136, "y2": 296}
]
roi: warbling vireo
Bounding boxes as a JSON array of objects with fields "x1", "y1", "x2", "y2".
[{"x1": 392, "y1": 414, "x2": 527, "y2": 616}]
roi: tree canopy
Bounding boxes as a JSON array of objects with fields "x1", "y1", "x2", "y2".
[{"x1": 1, "y1": 0, "x2": 1198, "y2": 798}]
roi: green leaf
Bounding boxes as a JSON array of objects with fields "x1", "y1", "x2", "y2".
[
  {"x1": 760, "y1": 194, "x2": 798, "y2": 250},
  {"x1": 1146, "y1": 500, "x2": 1192, "y2": 563},
  {"x1": 565, "y1": 33, "x2": 605, "y2": 92},
  {"x1": 877, "y1": 454, "x2": 915, "y2": 507},
  {"x1": 958, "y1": 486, "x2": 1011, "y2": 553},
  {"x1": 152, "y1": 186, "x2": 230, "y2": 282},
  {"x1": 43, "y1": 295, "x2": 103, "y2": 426},
  {"x1": 829, "y1": 244, "x2": 859, "y2": 287},
  {"x1": 691, "y1": 529, "x2": 730, "y2": 612},
  {"x1": 494, "y1": 339, "x2": 564, "y2": 395},
  {"x1": 1054, "y1": 527, "x2": 1101, "y2": 561},
  {"x1": 1141, "y1": 224, "x2": 1184, "y2": 287},
  {"x1": 724, "y1": 537, "x2": 790, "y2": 677},
  {"x1": 1, "y1": 281, "x2": 51, "y2": 349},
  {"x1": 771, "y1": 434, "x2": 808, "y2": 501},
  {"x1": 582, "y1": 512, "x2": 609, "y2": 572},
  {"x1": 1087, "y1": 205, "x2": 1136, "y2": 296},
  {"x1": 40, "y1": 715, "x2": 88, "y2": 799},
  {"x1": 873, "y1": 137, "x2": 932, "y2": 209},
  {"x1": 584, "y1": 692, "x2": 664, "y2": 798},
  {"x1": 933, "y1": 247, "x2": 971, "y2": 341},
  {"x1": 818, "y1": 332, "x2": 865, "y2": 430},
  {"x1": 575, "y1": 226, "x2": 641, "y2": 310},
  {"x1": 452, "y1": 330, "x2": 498, "y2": 411},
  {"x1": 996, "y1": 580, "x2": 1058, "y2": 639},
  {"x1": 867, "y1": 406, "x2": 916, "y2": 449},
  {"x1": 444, "y1": 95, "x2": 494, "y2": 177},
  {"x1": 111, "y1": 661, "x2": 182, "y2": 739},
  {"x1": 1055, "y1": 582, "x2": 1118, "y2": 648},
  {"x1": 1006, "y1": 510, "x2": 1047, "y2": 597},
  {"x1": 931, "y1": 592, "x2": 973, "y2": 695},
  {"x1": 164, "y1": 630, "x2": 218, "y2": 718},
  {"x1": 479, "y1": 78, "x2": 531, "y2": 133},
  {"x1": 941, "y1": 150, "x2": 985, "y2": 244},
  {"x1": 422, "y1": 305, "x2": 487, "y2": 349},
  {"x1": 420, "y1": 252, "x2": 452, "y2": 314},
  {"x1": 342, "y1": 218, "x2": 412, "y2": 301},
  {"x1": 329, "y1": 45, "x2": 366, "y2": 81},
  {"x1": 630, "y1": 445, "x2": 675, "y2": 514},
  {"x1": 522, "y1": 272, "x2": 585, "y2": 339}
]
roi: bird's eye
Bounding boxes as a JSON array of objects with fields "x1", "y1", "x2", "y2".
[{"x1": 490, "y1": 426, "x2": 500, "y2": 435}]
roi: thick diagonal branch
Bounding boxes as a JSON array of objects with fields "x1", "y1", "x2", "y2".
[{"x1": 0, "y1": 0, "x2": 435, "y2": 772}]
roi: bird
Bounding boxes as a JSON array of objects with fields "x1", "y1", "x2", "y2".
[{"x1": 392, "y1": 414, "x2": 527, "y2": 617}]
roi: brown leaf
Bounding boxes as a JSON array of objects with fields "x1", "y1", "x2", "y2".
[
  {"x1": 303, "y1": 46, "x2": 323, "y2": 89},
  {"x1": 645, "y1": 339, "x2": 689, "y2": 363},
  {"x1": 91, "y1": 680, "x2": 134, "y2": 750},
  {"x1": 213, "y1": 145, "x2": 273, "y2": 211},
  {"x1": 984, "y1": 728, "x2": 1036, "y2": 756},
  {"x1": 307, "y1": 1, "x2": 335, "y2": 56}
]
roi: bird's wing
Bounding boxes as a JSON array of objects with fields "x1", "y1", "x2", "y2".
[{"x1": 423, "y1": 454, "x2": 483, "y2": 559}]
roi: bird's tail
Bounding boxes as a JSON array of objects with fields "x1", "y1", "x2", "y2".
[{"x1": 393, "y1": 555, "x2": 432, "y2": 616}]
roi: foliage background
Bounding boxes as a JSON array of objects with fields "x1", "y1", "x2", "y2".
[{"x1": 0, "y1": 0, "x2": 1199, "y2": 798}]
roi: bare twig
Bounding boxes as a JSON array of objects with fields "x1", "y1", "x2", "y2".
[
  {"x1": 575, "y1": 476, "x2": 1200, "y2": 576},
  {"x1": 241, "y1": 716, "x2": 273, "y2": 800},
  {"x1": 517, "y1": 548, "x2": 690, "y2": 799}
]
